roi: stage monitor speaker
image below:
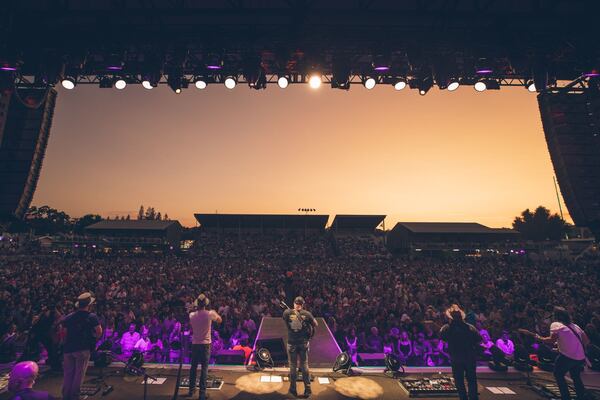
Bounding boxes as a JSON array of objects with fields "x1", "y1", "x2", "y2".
[
  {"x1": 214, "y1": 349, "x2": 246, "y2": 365},
  {"x1": 254, "y1": 338, "x2": 287, "y2": 367},
  {"x1": 357, "y1": 352, "x2": 386, "y2": 367},
  {"x1": 538, "y1": 88, "x2": 600, "y2": 237},
  {"x1": 0, "y1": 88, "x2": 57, "y2": 220}
]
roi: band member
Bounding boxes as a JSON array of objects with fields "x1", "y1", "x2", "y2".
[
  {"x1": 532, "y1": 306, "x2": 589, "y2": 400},
  {"x1": 283, "y1": 296, "x2": 318, "y2": 398},
  {"x1": 61, "y1": 292, "x2": 102, "y2": 400},
  {"x1": 188, "y1": 294, "x2": 222, "y2": 400},
  {"x1": 439, "y1": 304, "x2": 481, "y2": 400},
  {"x1": 8, "y1": 361, "x2": 55, "y2": 400}
]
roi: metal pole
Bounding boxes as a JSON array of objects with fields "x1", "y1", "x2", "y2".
[{"x1": 553, "y1": 176, "x2": 564, "y2": 220}]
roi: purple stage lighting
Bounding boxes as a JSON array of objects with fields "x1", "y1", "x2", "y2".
[
  {"x1": 106, "y1": 65, "x2": 123, "y2": 71},
  {"x1": 206, "y1": 64, "x2": 222, "y2": 70},
  {"x1": 584, "y1": 69, "x2": 599, "y2": 78},
  {"x1": 373, "y1": 65, "x2": 390, "y2": 72},
  {"x1": 476, "y1": 68, "x2": 493, "y2": 74},
  {"x1": 1, "y1": 64, "x2": 17, "y2": 71}
]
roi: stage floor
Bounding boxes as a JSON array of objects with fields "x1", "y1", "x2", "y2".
[{"x1": 6, "y1": 365, "x2": 600, "y2": 400}]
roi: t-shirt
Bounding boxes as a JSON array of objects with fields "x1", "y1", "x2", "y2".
[
  {"x1": 550, "y1": 322, "x2": 586, "y2": 360},
  {"x1": 189, "y1": 310, "x2": 219, "y2": 345},
  {"x1": 62, "y1": 310, "x2": 100, "y2": 354},
  {"x1": 282, "y1": 309, "x2": 316, "y2": 345}
]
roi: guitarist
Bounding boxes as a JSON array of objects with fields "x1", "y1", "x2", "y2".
[
  {"x1": 520, "y1": 306, "x2": 589, "y2": 400},
  {"x1": 283, "y1": 296, "x2": 318, "y2": 398},
  {"x1": 61, "y1": 292, "x2": 102, "y2": 400}
]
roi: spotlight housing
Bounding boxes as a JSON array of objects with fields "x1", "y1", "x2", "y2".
[
  {"x1": 372, "y1": 55, "x2": 391, "y2": 72},
  {"x1": 309, "y1": 74, "x2": 322, "y2": 89},
  {"x1": 205, "y1": 54, "x2": 223, "y2": 70},
  {"x1": 526, "y1": 80, "x2": 536, "y2": 92},
  {"x1": 224, "y1": 76, "x2": 237, "y2": 89},
  {"x1": 394, "y1": 79, "x2": 407, "y2": 91},
  {"x1": 61, "y1": 76, "x2": 76, "y2": 90},
  {"x1": 99, "y1": 76, "x2": 113, "y2": 89},
  {"x1": 447, "y1": 79, "x2": 460, "y2": 91},
  {"x1": 332, "y1": 352, "x2": 353, "y2": 375},
  {"x1": 167, "y1": 73, "x2": 186, "y2": 94},
  {"x1": 474, "y1": 80, "x2": 487, "y2": 92},
  {"x1": 384, "y1": 353, "x2": 404, "y2": 375},
  {"x1": 254, "y1": 348, "x2": 273, "y2": 370},
  {"x1": 277, "y1": 75, "x2": 289, "y2": 89},
  {"x1": 475, "y1": 58, "x2": 493, "y2": 75},
  {"x1": 114, "y1": 78, "x2": 127, "y2": 90},
  {"x1": 363, "y1": 77, "x2": 377, "y2": 90},
  {"x1": 194, "y1": 77, "x2": 207, "y2": 90},
  {"x1": 142, "y1": 72, "x2": 160, "y2": 90}
]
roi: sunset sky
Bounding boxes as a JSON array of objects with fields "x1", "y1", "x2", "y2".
[{"x1": 31, "y1": 83, "x2": 570, "y2": 228}]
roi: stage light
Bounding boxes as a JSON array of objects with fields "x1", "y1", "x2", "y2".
[
  {"x1": 105, "y1": 53, "x2": 124, "y2": 71},
  {"x1": 254, "y1": 348, "x2": 273, "y2": 370},
  {"x1": 142, "y1": 80, "x2": 154, "y2": 90},
  {"x1": 99, "y1": 76, "x2": 112, "y2": 89},
  {"x1": 205, "y1": 54, "x2": 223, "y2": 70},
  {"x1": 447, "y1": 79, "x2": 460, "y2": 91},
  {"x1": 114, "y1": 78, "x2": 127, "y2": 90},
  {"x1": 584, "y1": 69, "x2": 600, "y2": 78},
  {"x1": 331, "y1": 59, "x2": 351, "y2": 89},
  {"x1": 488, "y1": 346, "x2": 509, "y2": 372},
  {"x1": 394, "y1": 79, "x2": 407, "y2": 91},
  {"x1": 167, "y1": 73, "x2": 186, "y2": 94},
  {"x1": 309, "y1": 74, "x2": 322, "y2": 89},
  {"x1": 332, "y1": 352, "x2": 353, "y2": 375},
  {"x1": 0, "y1": 63, "x2": 17, "y2": 71},
  {"x1": 474, "y1": 80, "x2": 487, "y2": 92},
  {"x1": 372, "y1": 55, "x2": 390, "y2": 72},
  {"x1": 513, "y1": 346, "x2": 533, "y2": 372},
  {"x1": 475, "y1": 58, "x2": 493, "y2": 75},
  {"x1": 526, "y1": 80, "x2": 536, "y2": 92},
  {"x1": 224, "y1": 76, "x2": 237, "y2": 89},
  {"x1": 363, "y1": 77, "x2": 376, "y2": 90},
  {"x1": 61, "y1": 77, "x2": 76, "y2": 90},
  {"x1": 277, "y1": 75, "x2": 289, "y2": 89},
  {"x1": 384, "y1": 353, "x2": 403, "y2": 375},
  {"x1": 194, "y1": 77, "x2": 207, "y2": 90}
]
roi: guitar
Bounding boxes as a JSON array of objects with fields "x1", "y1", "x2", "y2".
[{"x1": 280, "y1": 301, "x2": 315, "y2": 339}]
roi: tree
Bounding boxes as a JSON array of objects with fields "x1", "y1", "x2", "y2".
[
  {"x1": 512, "y1": 206, "x2": 568, "y2": 241},
  {"x1": 25, "y1": 205, "x2": 72, "y2": 234},
  {"x1": 164, "y1": 213, "x2": 169, "y2": 220},
  {"x1": 138, "y1": 205, "x2": 144, "y2": 220},
  {"x1": 74, "y1": 214, "x2": 103, "y2": 233},
  {"x1": 126, "y1": 214, "x2": 131, "y2": 220},
  {"x1": 156, "y1": 212, "x2": 162, "y2": 221}
]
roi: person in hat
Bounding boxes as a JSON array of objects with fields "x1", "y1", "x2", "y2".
[
  {"x1": 282, "y1": 296, "x2": 318, "y2": 398},
  {"x1": 61, "y1": 292, "x2": 102, "y2": 400},
  {"x1": 439, "y1": 304, "x2": 481, "y2": 400},
  {"x1": 188, "y1": 293, "x2": 222, "y2": 400},
  {"x1": 9, "y1": 361, "x2": 56, "y2": 400}
]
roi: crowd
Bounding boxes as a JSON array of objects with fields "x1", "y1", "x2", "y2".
[{"x1": 1, "y1": 232, "x2": 599, "y2": 368}]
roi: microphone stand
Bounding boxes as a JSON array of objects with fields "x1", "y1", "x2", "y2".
[{"x1": 170, "y1": 328, "x2": 185, "y2": 400}]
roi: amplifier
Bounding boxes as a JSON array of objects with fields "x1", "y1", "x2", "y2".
[
  {"x1": 398, "y1": 377, "x2": 459, "y2": 398},
  {"x1": 179, "y1": 377, "x2": 223, "y2": 390},
  {"x1": 215, "y1": 349, "x2": 246, "y2": 365}
]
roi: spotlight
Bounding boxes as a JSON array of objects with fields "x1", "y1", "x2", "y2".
[
  {"x1": 584, "y1": 69, "x2": 600, "y2": 78},
  {"x1": 114, "y1": 78, "x2": 127, "y2": 90},
  {"x1": 125, "y1": 350, "x2": 145, "y2": 375},
  {"x1": 205, "y1": 54, "x2": 223, "y2": 70},
  {"x1": 167, "y1": 73, "x2": 186, "y2": 94},
  {"x1": 309, "y1": 74, "x2": 322, "y2": 89},
  {"x1": 194, "y1": 77, "x2": 207, "y2": 90},
  {"x1": 277, "y1": 75, "x2": 289, "y2": 89},
  {"x1": 254, "y1": 348, "x2": 273, "y2": 370},
  {"x1": 417, "y1": 77, "x2": 433, "y2": 96},
  {"x1": 0, "y1": 63, "x2": 17, "y2": 71},
  {"x1": 224, "y1": 76, "x2": 237, "y2": 89},
  {"x1": 99, "y1": 76, "x2": 113, "y2": 89},
  {"x1": 513, "y1": 346, "x2": 533, "y2": 372},
  {"x1": 474, "y1": 80, "x2": 487, "y2": 92},
  {"x1": 331, "y1": 59, "x2": 351, "y2": 90},
  {"x1": 526, "y1": 80, "x2": 536, "y2": 92},
  {"x1": 363, "y1": 77, "x2": 376, "y2": 90},
  {"x1": 105, "y1": 53, "x2": 124, "y2": 71},
  {"x1": 142, "y1": 80, "x2": 154, "y2": 90},
  {"x1": 488, "y1": 346, "x2": 509, "y2": 372},
  {"x1": 61, "y1": 76, "x2": 76, "y2": 90},
  {"x1": 394, "y1": 79, "x2": 407, "y2": 91},
  {"x1": 384, "y1": 353, "x2": 404, "y2": 375},
  {"x1": 372, "y1": 55, "x2": 390, "y2": 72},
  {"x1": 475, "y1": 58, "x2": 493, "y2": 75},
  {"x1": 332, "y1": 352, "x2": 353, "y2": 375},
  {"x1": 447, "y1": 79, "x2": 460, "y2": 91}
]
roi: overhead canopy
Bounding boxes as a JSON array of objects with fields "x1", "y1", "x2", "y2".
[
  {"x1": 330, "y1": 215, "x2": 386, "y2": 231},
  {"x1": 84, "y1": 220, "x2": 183, "y2": 244},
  {"x1": 194, "y1": 214, "x2": 328, "y2": 231},
  {"x1": 395, "y1": 222, "x2": 510, "y2": 234}
]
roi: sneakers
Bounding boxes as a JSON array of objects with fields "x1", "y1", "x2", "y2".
[
  {"x1": 303, "y1": 389, "x2": 312, "y2": 398},
  {"x1": 288, "y1": 387, "x2": 298, "y2": 398}
]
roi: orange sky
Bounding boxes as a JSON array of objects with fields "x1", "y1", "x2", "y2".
[{"x1": 31, "y1": 83, "x2": 571, "y2": 228}]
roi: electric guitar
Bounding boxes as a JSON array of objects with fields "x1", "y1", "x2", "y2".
[{"x1": 280, "y1": 301, "x2": 315, "y2": 339}]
